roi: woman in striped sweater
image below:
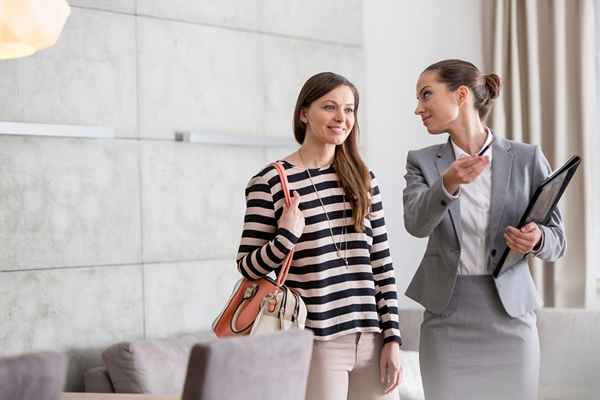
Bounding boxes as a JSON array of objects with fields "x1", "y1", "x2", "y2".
[{"x1": 236, "y1": 72, "x2": 402, "y2": 400}]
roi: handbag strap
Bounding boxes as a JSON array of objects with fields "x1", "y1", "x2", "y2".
[{"x1": 272, "y1": 162, "x2": 294, "y2": 287}]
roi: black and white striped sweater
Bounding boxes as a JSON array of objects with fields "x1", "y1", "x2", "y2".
[{"x1": 236, "y1": 160, "x2": 401, "y2": 344}]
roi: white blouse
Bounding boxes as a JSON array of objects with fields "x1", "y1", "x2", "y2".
[{"x1": 443, "y1": 130, "x2": 494, "y2": 275}]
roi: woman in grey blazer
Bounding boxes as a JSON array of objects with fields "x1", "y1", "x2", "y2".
[{"x1": 403, "y1": 59, "x2": 566, "y2": 400}]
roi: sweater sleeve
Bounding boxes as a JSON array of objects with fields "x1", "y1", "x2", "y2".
[
  {"x1": 369, "y1": 172, "x2": 402, "y2": 345},
  {"x1": 236, "y1": 171, "x2": 299, "y2": 280}
]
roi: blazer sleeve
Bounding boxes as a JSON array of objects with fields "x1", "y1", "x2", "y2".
[
  {"x1": 403, "y1": 150, "x2": 458, "y2": 238},
  {"x1": 236, "y1": 173, "x2": 299, "y2": 280},
  {"x1": 530, "y1": 146, "x2": 567, "y2": 261}
]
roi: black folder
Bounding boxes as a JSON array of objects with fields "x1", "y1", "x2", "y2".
[{"x1": 493, "y1": 155, "x2": 581, "y2": 278}]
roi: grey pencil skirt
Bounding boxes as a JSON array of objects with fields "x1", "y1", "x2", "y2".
[{"x1": 419, "y1": 275, "x2": 539, "y2": 400}]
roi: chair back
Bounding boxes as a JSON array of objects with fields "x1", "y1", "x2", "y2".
[
  {"x1": 182, "y1": 330, "x2": 313, "y2": 400},
  {"x1": 0, "y1": 351, "x2": 66, "y2": 400}
]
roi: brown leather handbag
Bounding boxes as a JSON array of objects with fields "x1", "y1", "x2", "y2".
[{"x1": 212, "y1": 162, "x2": 307, "y2": 337}]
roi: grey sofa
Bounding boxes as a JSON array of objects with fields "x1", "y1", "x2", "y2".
[
  {"x1": 0, "y1": 351, "x2": 67, "y2": 400},
  {"x1": 85, "y1": 308, "x2": 600, "y2": 399}
]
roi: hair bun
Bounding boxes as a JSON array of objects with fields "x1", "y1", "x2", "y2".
[{"x1": 484, "y1": 73, "x2": 501, "y2": 100}]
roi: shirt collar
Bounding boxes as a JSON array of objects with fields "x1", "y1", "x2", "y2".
[{"x1": 450, "y1": 127, "x2": 493, "y2": 160}]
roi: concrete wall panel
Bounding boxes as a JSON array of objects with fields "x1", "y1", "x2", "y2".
[
  {"x1": 137, "y1": 17, "x2": 263, "y2": 140},
  {"x1": 137, "y1": 0, "x2": 361, "y2": 45},
  {"x1": 0, "y1": 8, "x2": 137, "y2": 138},
  {"x1": 143, "y1": 259, "x2": 240, "y2": 338},
  {"x1": 141, "y1": 141, "x2": 268, "y2": 262},
  {"x1": 0, "y1": 136, "x2": 141, "y2": 270}
]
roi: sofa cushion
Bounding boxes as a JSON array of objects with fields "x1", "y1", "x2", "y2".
[
  {"x1": 83, "y1": 366, "x2": 114, "y2": 393},
  {"x1": 102, "y1": 331, "x2": 214, "y2": 394}
]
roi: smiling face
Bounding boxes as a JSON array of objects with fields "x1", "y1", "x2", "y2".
[
  {"x1": 414, "y1": 71, "x2": 462, "y2": 135},
  {"x1": 300, "y1": 85, "x2": 356, "y2": 146}
]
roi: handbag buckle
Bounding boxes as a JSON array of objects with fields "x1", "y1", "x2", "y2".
[
  {"x1": 262, "y1": 291, "x2": 279, "y2": 313},
  {"x1": 243, "y1": 283, "x2": 258, "y2": 299},
  {"x1": 268, "y1": 297, "x2": 277, "y2": 313}
]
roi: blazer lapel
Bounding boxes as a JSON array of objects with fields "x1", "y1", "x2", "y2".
[
  {"x1": 486, "y1": 136, "x2": 514, "y2": 250},
  {"x1": 435, "y1": 139, "x2": 463, "y2": 246}
]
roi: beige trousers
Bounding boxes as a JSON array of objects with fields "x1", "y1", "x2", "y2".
[{"x1": 305, "y1": 332, "x2": 397, "y2": 400}]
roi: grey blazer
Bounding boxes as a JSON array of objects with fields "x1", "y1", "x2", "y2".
[{"x1": 403, "y1": 135, "x2": 566, "y2": 317}]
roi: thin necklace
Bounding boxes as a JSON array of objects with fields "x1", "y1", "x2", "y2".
[{"x1": 298, "y1": 150, "x2": 348, "y2": 266}]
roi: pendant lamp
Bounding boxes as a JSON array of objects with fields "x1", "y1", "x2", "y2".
[{"x1": 0, "y1": 0, "x2": 71, "y2": 60}]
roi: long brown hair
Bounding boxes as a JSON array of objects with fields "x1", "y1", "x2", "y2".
[
  {"x1": 424, "y1": 59, "x2": 501, "y2": 122},
  {"x1": 293, "y1": 72, "x2": 371, "y2": 232}
]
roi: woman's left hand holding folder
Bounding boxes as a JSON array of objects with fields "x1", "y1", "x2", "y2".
[{"x1": 504, "y1": 222, "x2": 543, "y2": 254}]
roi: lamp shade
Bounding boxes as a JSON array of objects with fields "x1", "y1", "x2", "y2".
[{"x1": 0, "y1": 0, "x2": 71, "y2": 60}]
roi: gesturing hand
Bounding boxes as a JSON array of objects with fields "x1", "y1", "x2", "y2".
[
  {"x1": 504, "y1": 222, "x2": 542, "y2": 254},
  {"x1": 442, "y1": 155, "x2": 490, "y2": 194},
  {"x1": 279, "y1": 191, "x2": 305, "y2": 239}
]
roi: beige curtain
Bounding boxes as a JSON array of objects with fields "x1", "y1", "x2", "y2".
[{"x1": 491, "y1": 0, "x2": 600, "y2": 307}]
